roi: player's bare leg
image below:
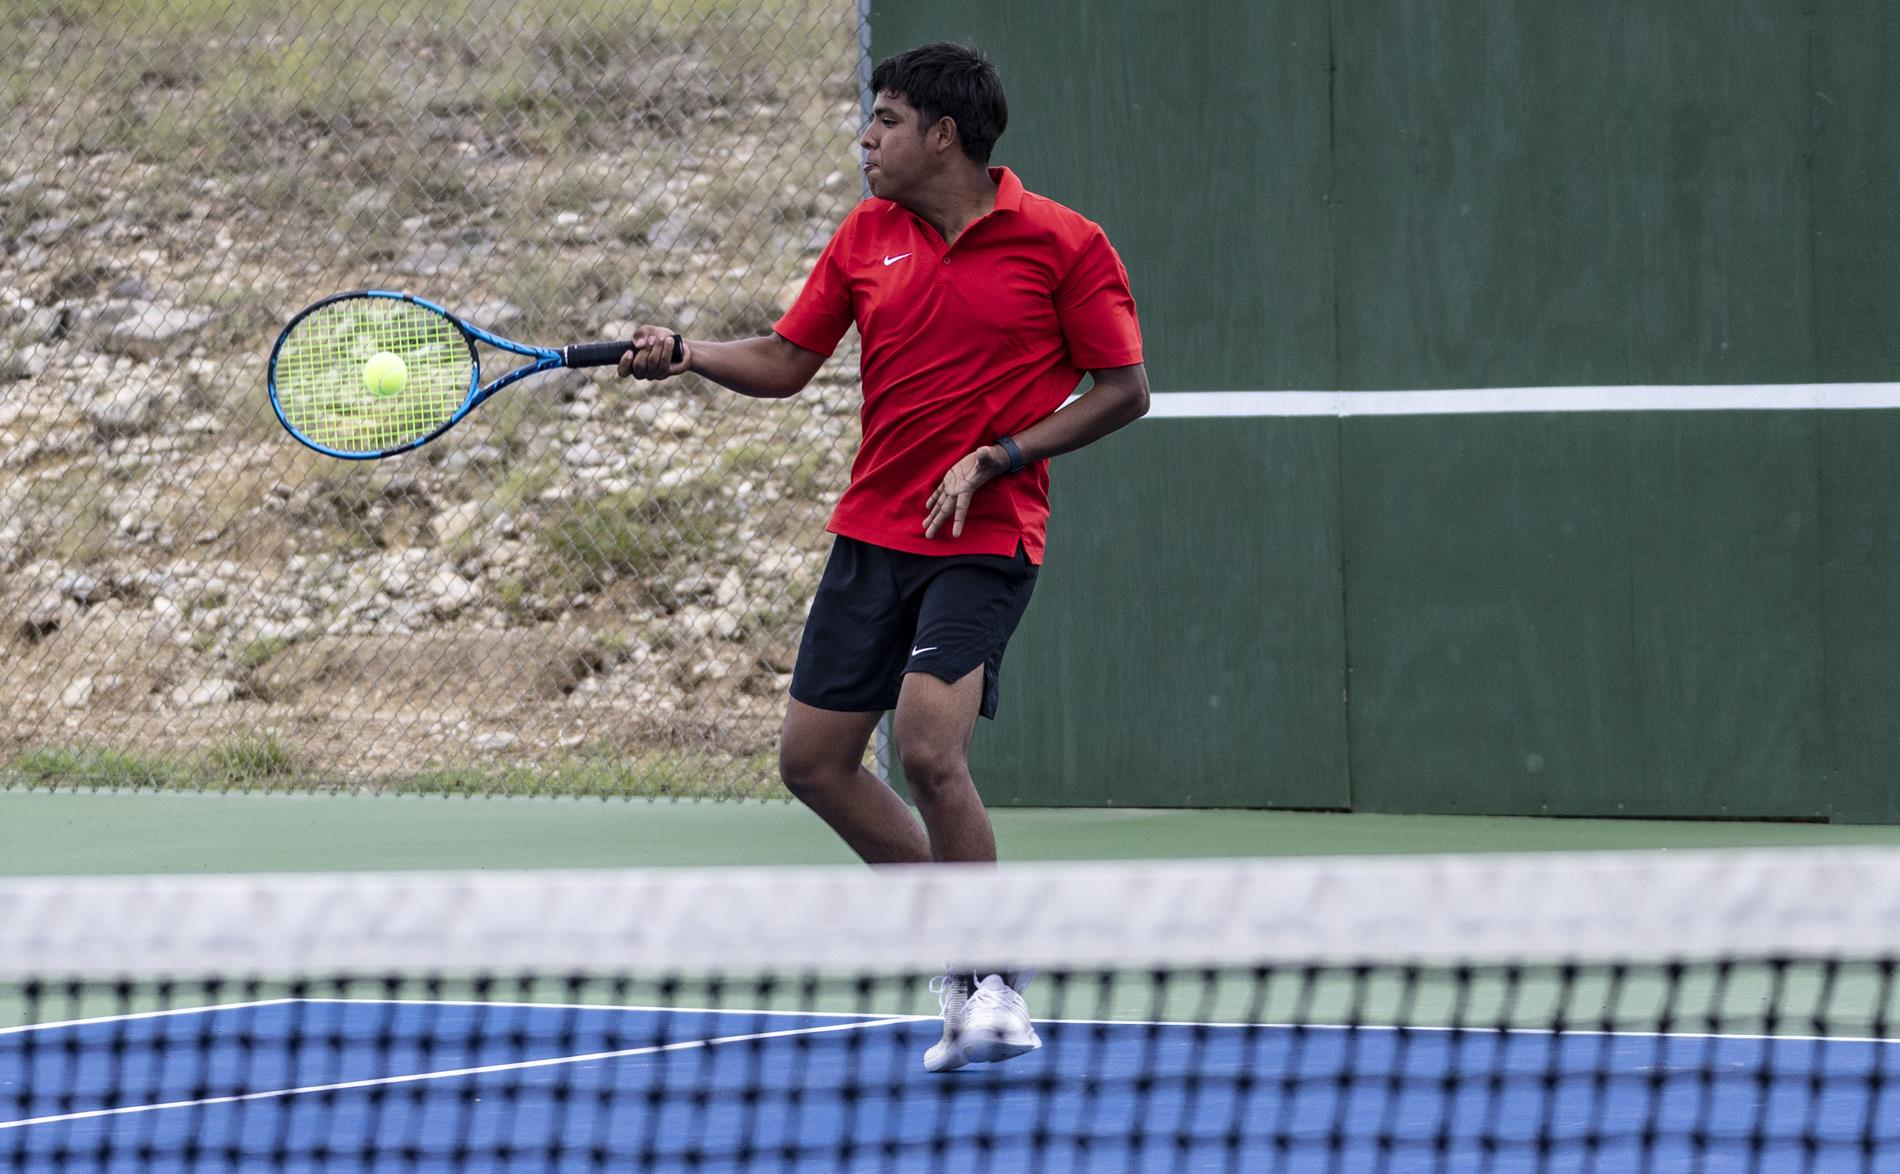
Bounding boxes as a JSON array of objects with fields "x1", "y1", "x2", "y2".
[
  {"x1": 894, "y1": 665, "x2": 1038, "y2": 1071},
  {"x1": 892, "y1": 665, "x2": 994, "y2": 864},
  {"x1": 778, "y1": 699, "x2": 931, "y2": 865}
]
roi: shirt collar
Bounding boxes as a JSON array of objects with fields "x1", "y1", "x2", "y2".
[
  {"x1": 990, "y1": 166, "x2": 1024, "y2": 213},
  {"x1": 872, "y1": 166, "x2": 1025, "y2": 230}
]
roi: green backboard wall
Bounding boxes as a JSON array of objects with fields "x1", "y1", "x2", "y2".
[
  {"x1": 981, "y1": 419, "x2": 1349, "y2": 809},
  {"x1": 1341, "y1": 411, "x2": 1830, "y2": 819},
  {"x1": 1813, "y1": 5, "x2": 1900, "y2": 382},
  {"x1": 870, "y1": 0, "x2": 1338, "y2": 392},
  {"x1": 1331, "y1": 2, "x2": 1813, "y2": 388},
  {"x1": 867, "y1": 3, "x2": 1900, "y2": 817}
]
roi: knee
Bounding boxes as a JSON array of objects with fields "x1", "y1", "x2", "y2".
[
  {"x1": 777, "y1": 750, "x2": 822, "y2": 802},
  {"x1": 778, "y1": 747, "x2": 848, "y2": 804},
  {"x1": 897, "y1": 738, "x2": 966, "y2": 797}
]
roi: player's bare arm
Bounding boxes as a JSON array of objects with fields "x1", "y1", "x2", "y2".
[
  {"x1": 923, "y1": 362, "x2": 1151, "y2": 539},
  {"x1": 617, "y1": 326, "x2": 826, "y2": 399}
]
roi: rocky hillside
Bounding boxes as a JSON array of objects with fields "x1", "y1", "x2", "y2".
[{"x1": 0, "y1": 0, "x2": 865, "y2": 796}]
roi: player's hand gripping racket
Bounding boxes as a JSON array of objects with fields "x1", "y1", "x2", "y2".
[{"x1": 267, "y1": 290, "x2": 680, "y2": 459}]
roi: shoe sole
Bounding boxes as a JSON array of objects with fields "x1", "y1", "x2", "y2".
[
  {"x1": 922, "y1": 1044, "x2": 968, "y2": 1073},
  {"x1": 958, "y1": 1031, "x2": 1041, "y2": 1065}
]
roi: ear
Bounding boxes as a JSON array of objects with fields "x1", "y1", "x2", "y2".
[{"x1": 929, "y1": 115, "x2": 960, "y2": 155}]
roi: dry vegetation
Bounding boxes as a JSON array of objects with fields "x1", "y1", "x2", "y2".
[{"x1": 0, "y1": 0, "x2": 866, "y2": 796}]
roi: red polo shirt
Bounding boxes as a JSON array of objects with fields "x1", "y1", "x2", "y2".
[{"x1": 773, "y1": 167, "x2": 1143, "y2": 561}]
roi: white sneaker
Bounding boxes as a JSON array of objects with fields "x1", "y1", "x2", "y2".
[
  {"x1": 925, "y1": 973, "x2": 1041, "y2": 1072},
  {"x1": 923, "y1": 972, "x2": 972, "y2": 1072}
]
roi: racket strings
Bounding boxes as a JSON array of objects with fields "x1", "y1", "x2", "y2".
[{"x1": 273, "y1": 298, "x2": 474, "y2": 455}]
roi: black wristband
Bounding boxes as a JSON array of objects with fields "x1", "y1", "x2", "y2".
[{"x1": 994, "y1": 435, "x2": 1026, "y2": 474}]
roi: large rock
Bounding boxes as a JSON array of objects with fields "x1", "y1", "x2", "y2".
[
  {"x1": 172, "y1": 678, "x2": 241, "y2": 707},
  {"x1": 100, "y1": 300, "x2": 214, "y2": 359},
  {"x1": 429, "y1": 501, "x2": 490, "y2": 548},
  {"x1": 86, "y1": 385, "x2": 156, "y2": 438},
  {"x1": 428, "y1": 570, "x2": 480, "y2": 618}
]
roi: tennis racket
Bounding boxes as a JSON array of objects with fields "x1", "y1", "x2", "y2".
[{"x1": 267, "y1": 289, "x2": 679, "y2": 459}]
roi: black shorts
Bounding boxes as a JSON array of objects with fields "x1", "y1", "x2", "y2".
[{"x1": 789, "y1": 536, "x2": 1039, "y2": 719}]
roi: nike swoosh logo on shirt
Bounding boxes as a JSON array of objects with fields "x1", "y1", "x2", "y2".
[
  {"x1": 883, "y1": 253, "x2": 911, "y2": 266},
  {"x1": 910, "y1": 646, "x2": 937, "y2": 657}
]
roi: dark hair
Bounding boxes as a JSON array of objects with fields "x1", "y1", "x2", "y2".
[{"x1": 869, "y1": 42, "x2": 1008, "y2": 165}]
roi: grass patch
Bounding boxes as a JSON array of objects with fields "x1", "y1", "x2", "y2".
[
  {"x1": 717, "y1": 439, "x2": 835, "y2": 497},
  {"x1": 492, "y1": 573, "x2": 533, "y2": 619},
  {"x1": 536, "y1": 480, "x2": 729, "y2": 596},
  {"x1": 6, "y1": 744, "x2": 189, "y2": 790},
  {"x1": 534, "y1": 166, "x2": 624, "y2": 213},
  {"x1": 396, "y1": 747, "x2": 780, "y2": 799},
  {"x1": 461, "y1": 395, "x2": 545, "y2": 465},
  {"x1": 208, "y1": 35, "x2": 397, "y2": 130},
  {"x1": 237, "y1": 634, "x2": 292, "y2": 669},
  {"x1": 247, "y1": 169, "x2": 348, "y2": 221},
  {"x1": 487, "y1": 457, "x2": 561, "y2": 511},
  {"x1": 204, "y1": 733, "x2": 298, "y2": 783},
  {"x1": 696, "y1": 296, "x2": 784, "y2": 341},
  {"x1": 22, "y1": 467, "x2": 118, "y2": 565},
  {"x1": 385, "y1": 160, "x2": 495, "y2": 222},
  {"x1": 1, "y1": 742, "x2": 781, "y2": 799},
  {"x1": 494, "y1": 255, "x2": 632, "y2": 338},
  {"x1": 53, "y1": 512, "x2": 117, "y2": 568}
]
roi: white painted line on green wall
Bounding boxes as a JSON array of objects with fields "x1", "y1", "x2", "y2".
[{"x1": 1143, "y1": 384, "x2": 1900, "y2": 418}]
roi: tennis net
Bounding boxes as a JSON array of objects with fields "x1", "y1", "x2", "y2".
[{"x1": 4, "y1": 847, "x2": 1900, "y2": 1171}]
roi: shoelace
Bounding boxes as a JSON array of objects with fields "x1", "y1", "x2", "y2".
[{"x1": 929, "y1": 974, "x2": 970, "y2": 1017}]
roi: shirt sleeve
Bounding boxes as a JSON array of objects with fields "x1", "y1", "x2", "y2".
[
  {"x1": 773, "y1": 212, "x2": 856, "y2": 357},
  {"x1": 1054, "y1": 225, "x2": 1144, "y2": 370}
]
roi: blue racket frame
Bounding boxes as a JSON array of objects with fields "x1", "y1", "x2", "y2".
[{"x1": 268, "y1": 289, "x2": 641, "y2": 461}]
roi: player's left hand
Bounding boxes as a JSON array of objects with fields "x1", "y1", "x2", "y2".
[{"x1": 924, "y1": 445, "x2": 1008, "y2": 539}]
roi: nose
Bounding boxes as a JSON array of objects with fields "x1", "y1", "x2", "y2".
[{"x1": 859, "y1": 121, "x2": 877, "y2": 150}]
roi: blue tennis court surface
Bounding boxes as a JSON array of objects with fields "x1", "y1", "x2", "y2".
[{"x1": 5, "y1": 999, "x2": 1899, "y2": 1172}]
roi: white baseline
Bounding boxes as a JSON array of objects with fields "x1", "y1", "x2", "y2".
[{"x1": 1139, "y1": 383, "x2": 1900, "y2": 418}]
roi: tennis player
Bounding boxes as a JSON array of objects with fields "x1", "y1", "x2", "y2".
[{"x1": 618, "y1": 42, "x2": 1148, "y2": 1071}]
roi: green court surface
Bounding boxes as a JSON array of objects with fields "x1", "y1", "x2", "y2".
[{"x1": 7, "y1": 789, "x2": 1900, "y2": 876}]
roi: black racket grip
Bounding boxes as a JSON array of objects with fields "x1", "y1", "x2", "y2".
[{"x1": 564, "y1": 334, "x2": 682, "y2": 368}]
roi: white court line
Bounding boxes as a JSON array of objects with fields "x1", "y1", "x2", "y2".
[
  {"x1": 0, "y1": 997, "x2": 905, "y2": 1043},
  {"x1": 0, "y1": 999, "x2": 298, "y2": 1037},
  {"x1": 287, "y1": 997, "x2": 906, "y2": 1021},
  {"x1": 1139, "y1": 384, "x2": 1900, "y2": 418},
  {"x1": 0, "y1": 1014, "x2": 912, "y2": 1133}
]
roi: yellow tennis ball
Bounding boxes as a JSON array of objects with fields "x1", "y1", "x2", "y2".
[{"x1": 363, "y1": 352, "x2": 407, "y2": 397}]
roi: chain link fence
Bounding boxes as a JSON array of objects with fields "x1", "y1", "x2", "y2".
[{"x1": 0, "y1": 0, "x2": 866, "y2": 797}]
